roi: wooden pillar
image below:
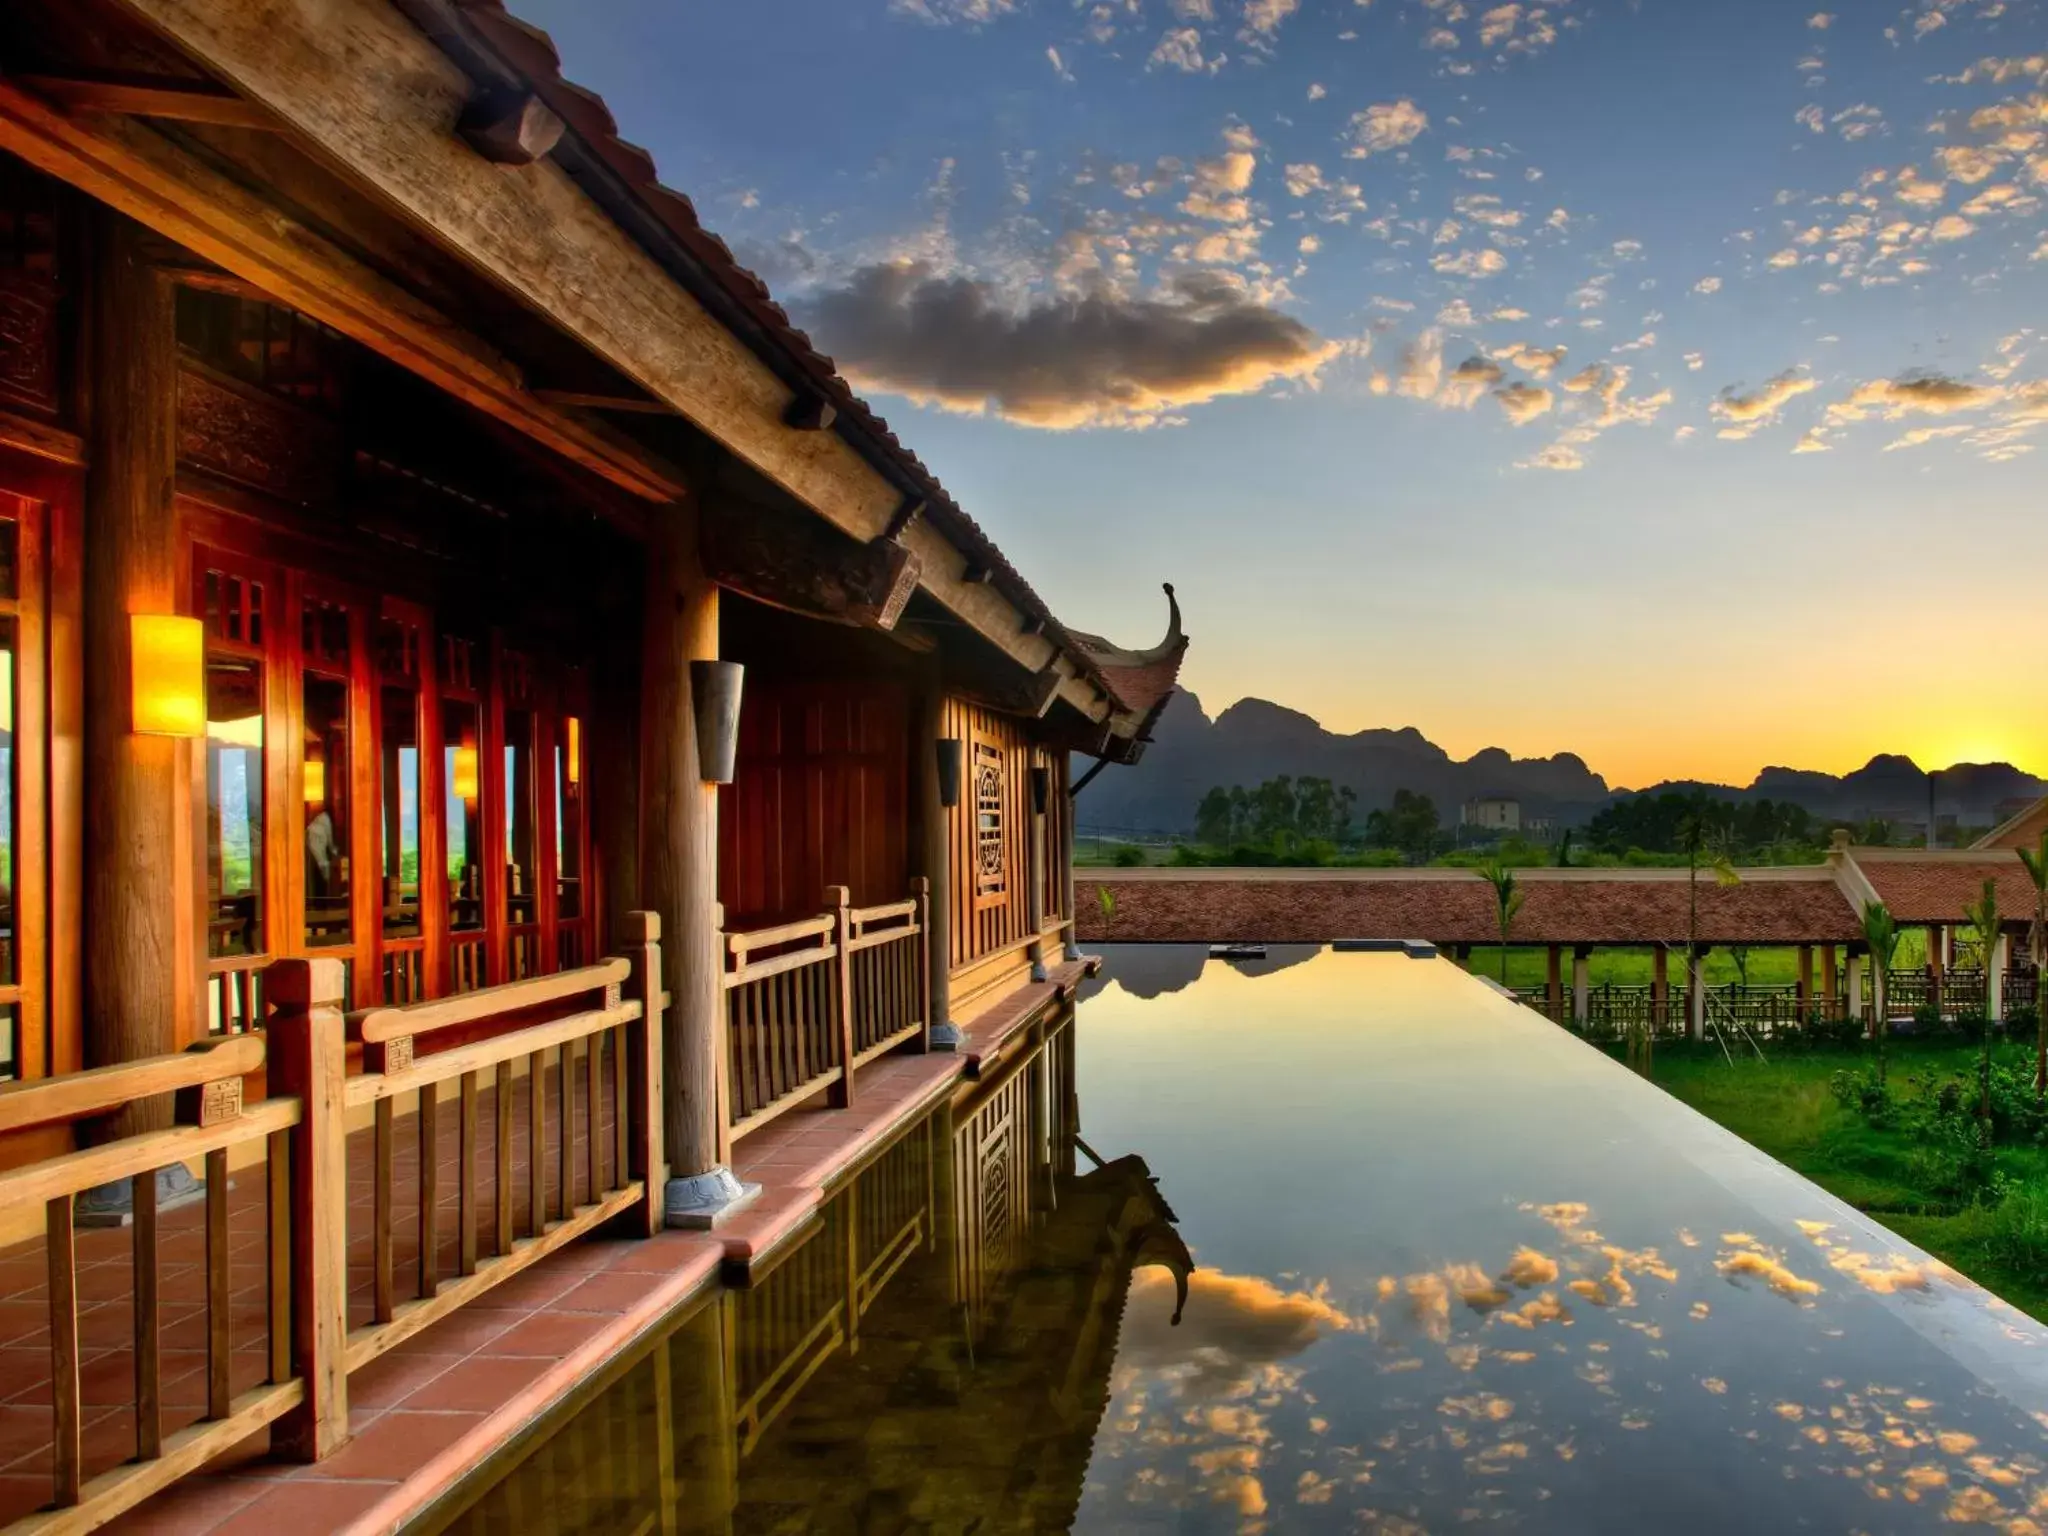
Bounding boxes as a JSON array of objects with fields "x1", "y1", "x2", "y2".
[
  {"x1": 1796, "y1": 945, "x2": 1813, "y2": 1008},
  {"x1": 1688, "y1": 945, "x2": 1708, "y2": 1040},
  {"x1": 593, "y1": 597, "x2": 642, "y2": 950},
  {"x1": 1545, "y1": 945, "x2": 1562, "y2": 1017},
  {"x1": 917, "y1": 678, "x2": 960, "y2": 1048},
  {"x1": 1928, "y1": 923, "x2": 1945, "y2": 1018},
  {"x1": 1026, "y1": 754, "x2": 1046, "y2": 980},
  {"x1": 1821, "y1": 944, "x2": 1838, "y2": 1011},
  {"x1": 1652, "y1": 945, "x2": 1669, "y2": 1030},
  {"x1": 640, "y1": 502, "x2": 744, "y2": 1224},
  {"x1": 1571, "y1": 946, "x2": 1590, "y2": 1026},
  {"x1": 83, "y1": 208, "x2": 197, "y2": 1131}
]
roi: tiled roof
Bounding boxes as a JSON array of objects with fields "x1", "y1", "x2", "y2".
[
  {"x1": 437, "y1": 1, "x2": 1159, "y2": 724},
  {"x1": 1066, "y1": 585, "x2": 1189, "y2": 728},
  {"x1": 1076, "y1": 872, "x2": 1865, "y2": 946},
  {"x1": 1856, "y1": 854, "x2": 2037, "y2": 925}
]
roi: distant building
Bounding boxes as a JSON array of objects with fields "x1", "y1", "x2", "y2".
[{"x1": 1461, "y1": 796, "x2": 1522, "y2": 833}]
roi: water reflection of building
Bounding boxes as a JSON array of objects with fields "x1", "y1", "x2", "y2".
[{"x1": 427, "y1": 1006, "x2": 1191, "y2": 1536}]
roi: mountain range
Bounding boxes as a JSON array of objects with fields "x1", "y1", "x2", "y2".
[{"x1": 1077, "y1": 691, "x2": 2046, "y2": 836}]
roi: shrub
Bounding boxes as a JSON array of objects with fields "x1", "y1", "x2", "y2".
[
  {"x1": 2007, "y1": 1003, "x2": 2040, "y2": 1031},
  {"x1": 1830, "y1": 1069, "x2": 1895, "y2": 1127},
  {"x1": 1111, "y1": 844, "x2": 1146, "y2": 867},
  {"x1": 1983, "y1": 1178, "x2": 2048, "y2": 1274},
  {"x1": 1913, "y1": 1002, "x2": 1944, "y2": 1033}
]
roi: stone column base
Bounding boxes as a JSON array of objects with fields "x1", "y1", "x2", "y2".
[
  {"x1": 928, "y1": 1020, "x2": 965, "y2": 1052},
  {"x1": 78, "y1": 1164, "x2": 207, "y2": 1229},
  {"x1": 664, "y1": 1167, "x2": 761, "y2": 1231}
]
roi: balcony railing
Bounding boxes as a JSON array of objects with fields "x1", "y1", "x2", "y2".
[
  {"x1": 723, "y1": 880, "x2": 931, "y2": 1140},
  {"x1": 0, "y1": 915, "x2": 664, "y2": 1531}
]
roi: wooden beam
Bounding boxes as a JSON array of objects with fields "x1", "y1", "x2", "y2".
[
  {"x1": 781, "y1": 395, "x2": 836, "y2": 432},
  {"x1": 0, "y1": 78, "x2": 684, "y2": 505},
  {"x1": 530, "y1": 388, "x2": 676, "y2": 415},
  {"x1": 99, "y1": 0, "x2": 1108, "y2": 718},
  {"x1": 19, "y1": 75, "x2": 278, "y2": 131},
  {"x1": 700, "y1": 493, "x2": 922, "y2": 633},
  {"x1": 456, "y1": 89, "x2": 563, "y2": 166}
]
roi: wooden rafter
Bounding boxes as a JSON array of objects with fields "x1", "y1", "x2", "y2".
[
  {"x1": 0, "y1": 77, "x2": 686, "y2": 505},
  {"x1": 18, "y1": 74, "x2": 279, "y2": 130}
]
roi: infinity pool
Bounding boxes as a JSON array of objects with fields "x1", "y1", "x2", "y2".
[{"x1": 427, "y1": 946, "x2": 2048, "y2": 1533}]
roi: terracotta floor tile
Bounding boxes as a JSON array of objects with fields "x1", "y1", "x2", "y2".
[
  {"x1": 549, "y1": 1270, "x2": 656, "y2": 1316},
  {"x1": 309, "y1": 1407, "x2": 486, "y2": 1482},
  {"x1": 209, "y1": 1478, "x2": 397, "y2": 1535},
  {"x1": 98, "y1": 1472, "x2": 269, "y2": 1533},
  {"x1": 347, "y1": 1350, "x2": 462, "y2": 1411},
  {"x1": 477, "y1": 1311, "x2": 602, "y2": 1359},
  {"x1": 398, "y1": 1354, "x2": 552, "y2": 1413}
]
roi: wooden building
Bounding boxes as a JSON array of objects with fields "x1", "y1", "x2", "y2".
[{"x1": 0, "y1": 0, "x2": 1182, "y2": 1220}]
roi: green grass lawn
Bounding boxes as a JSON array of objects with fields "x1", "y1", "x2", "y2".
[{"x1": 1644, "y1": 1036, "x2": 2048, "y2": 1322}]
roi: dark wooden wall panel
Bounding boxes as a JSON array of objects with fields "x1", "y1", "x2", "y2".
[{"x1": 719, "y1": 678, "x2": 910, "y2": 929}]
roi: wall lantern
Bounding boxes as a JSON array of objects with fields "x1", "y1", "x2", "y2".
[
  {"x1": 1029, "y1": 766, "x2": 1051, "y2": 816},
  {"x1": 451, "y1": 744, "x2": 480, "y2": 804},
  {"x1": 303, "y1": 758, "x2": 326, "y2": 805},
  {"x1": 692, "y1": 660, "x2": 744, "y2": 785},
  {"x1": 565, "y1": 716, "x2": 582, "y2": 789},
  {"x1": 131, "y1": 614, "x2": 206, "y2": 738},
  {"x1": 936, "y1": 737, "x2": 964, "y2": 809}
]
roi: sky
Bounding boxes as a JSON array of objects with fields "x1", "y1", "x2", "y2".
[{"x1": 514, "y1": 0, "x2": 2047, "y2": 789}]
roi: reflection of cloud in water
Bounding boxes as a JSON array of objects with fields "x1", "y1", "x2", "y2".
[
  {"x1": 1123, "y1": 1268, "x2": 1357, "y2": 1399},
  {"x1": 1502, "y1": 1247, "x2": 1558, "y2": 1287},
  {"x1": 1793, "y1": 1217, "x2": 1946, "y2": 1297},
  {"x1": 1715, "y1": 1232, "x2": 1822, "y2": 1301}
]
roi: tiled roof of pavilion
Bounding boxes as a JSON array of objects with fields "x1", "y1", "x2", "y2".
[
  {"x1": 1976, "y1": 796, "x2": 2048, "y2": 852},
  {"x1": 433, "y1": 0, "x2": 1170, "y2": 729},
  {"x1": 1851, "y1": 851, "x2": 2036, "y2": 925},
  {"x1": 1065, "y1": 584, "x2": 1191, "y2": 736},
  {"x1": 1078, "y1": 869, "x2": 1867, "y2": 946}
]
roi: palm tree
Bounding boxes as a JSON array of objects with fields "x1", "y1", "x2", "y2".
[
  {"x1": 1963, "y1": 877, "x2": 2000, "y2": 1134},
  {"x1": 2019, "y1": 831, "x2": 2048, "y2": 1097},
  {"x1": 1480, "y1": 860, "x2": 1523, "y2": 984},
  {"x1": 1676, "y1": 805, "x2": 1741, "y2": 1040},
  {"x1": 1861, "y1": 899, "x2": 1901, "y2": 1087}
]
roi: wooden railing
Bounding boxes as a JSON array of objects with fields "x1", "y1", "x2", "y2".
[
  {"x1": 0, "y1": 1027, "x2": 303, "y2": 1530},
  {"x1": 1517, "y1": 982, "x2": 1851, "y2": 1039},
  {"x1": 341, "y1": 916, "x2": 664, "y2": 1376},
  {"x1": 723, "y1": 880, "x2": 931, "y2": 1141},
  {"x1": 0, "y1": 916, "x2": 666, "y2": 1529}
]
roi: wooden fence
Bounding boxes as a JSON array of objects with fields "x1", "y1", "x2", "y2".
[
  {"x1": 0, "y1": 915, "x2": 665, "y2": 1531},
  {"x1": 723, "y1": 881, "x2": 930, "y2": 1141}
]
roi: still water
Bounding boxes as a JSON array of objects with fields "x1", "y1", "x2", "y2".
[{"x1": 428, "y1": 946, "x2": 2048, "y2": 1533}]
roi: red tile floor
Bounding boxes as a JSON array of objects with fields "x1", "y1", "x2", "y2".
[{"x1": 0, "y1": 962, "x2": 1085, "y2": 1534}]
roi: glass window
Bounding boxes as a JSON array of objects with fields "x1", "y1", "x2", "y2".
[
  {"x1": 504, "y1": 707, "x2": 537, "y2": 928},
  {"x1": 303, "y1": 675, "x2": 350, "y2": 947},
  {"x1": 380, "y1": 687, "x2": 420, "y2": 938},
  {"x1": 206, "y1": 658, "x2": 265, "y2": 957},
  {"x1": 0, "y1": 617, "x2": 13, "y2": 987},
  {"x1": 556, "y1": 715, "x2": 582, "y2": 922},
  {"x1": 443, "y1": 699, "x2": 483, "y2": 932}
]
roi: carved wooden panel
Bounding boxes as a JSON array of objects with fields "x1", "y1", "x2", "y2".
[
  {"x1": 177, "y1": 361, "x2": 339, "y2": 505},
  {"x1": 0, "y1": 270, "x2": 59, "y2": 418}
]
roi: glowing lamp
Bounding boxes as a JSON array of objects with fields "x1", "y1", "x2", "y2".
[
  {"x1": 451, "y1": 743, "x2": 480, "y2": 803},
  {"x1": 131, "y1": 615, "x2": 205, "y2": 737},
  {"x1": 303, "y1": 759, "x2": 326, "y2": 804},
  {"x1": 565, "y1": 716, "x2": 582, "y2": 788}
]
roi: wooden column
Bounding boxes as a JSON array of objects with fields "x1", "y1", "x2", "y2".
[
  {"x1": 1796, "y1": 945, "x2": 1813, "y2": 1009},
  {"x1": 1928, "y1": 924, "x2": 1945, "y2": 1019},
  {"x1": 593, "y1": 599, "x2": 642, "y2": 950},
  {"x1": 1545, "y1": 945, "x2": 1562, "y2": 1016},
  {"x1": 639, "y1": 501, "x2": 740, "y2": 1221},
  {"x1": 1822, "y1": 944, "x2": 1838, "y2": 1013},
  {"x1": 917, "y1": 677, "x2": 959, "y2": 1048},
  {"x1": 1571, "y1": 946, "x2": 1591, "y2": 1027},
  {"x1": 1652, "y1": 946, "x2": 1670, "y2": 1031},
  {"x1": 82, "y1": 208, "x2": 195, "y2": 1131}
]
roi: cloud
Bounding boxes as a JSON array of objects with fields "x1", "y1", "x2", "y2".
[
  {"x1": 1793, "y1": 428, "x2": 1831, "y2": 453},
  {"x1": 1439, "y1": 355, "x2": 1504, "y2": 408},
  {"x1": 888, "y1": 0, "x2": 1017, "y2": 22},
  {"x1": 1766, "y1": 248, "x2": 1802, "y2": 270},
  {"x1": 1184, "y1": 138, "x2": 1258, "y2": 221},
  {"x1": 1824, "y1": 371, "x2": 2003, "y2": 425},
  {"x1": 1712, "y1": 368, "x2": 1817, "y2": 438},
  {"x1": 1493, "y1": 382, "x2": 1553, "y2": 424},
  {"x1": 1796, "y1": 103, "x2": 1824, "y2": 134},
  {"x1": 1432, "y1": 247, "x2": 1509, "y2": 277},
  {"x1": 1496, "y1": 341, "x2": 1568, "y2": 376},
  {"x1": 1284, "y1": 162, "x2": 1326, "y2": 196},
  {"x1": 1121, "y1": 1268, "x2": 1356, "y2": 1399},
  {"x1": 1240, "y1": 0, "x2": 1298, "y2": 44},
  {"x1": 1046, "y1": 45, "x2": 1074, "y2": 82},
  {"x1": 1423, "y1": 26, "x2": 1460, "y2": 49},
  {"x1": 1808, "y1": 10, "x2": 1834, "y2": 25},
  {"x1": 1694, "y1": 276, "x2": 1722, "y2": 294},
  {"x1": 1345, "y1": 100, "x2": 1429, "y2": 158},
  {"x1": 1150, "y1": 27, "x2": 1223, "y2": 72},
  {"x1": 1396, "y1": 329, "x2": 1446, "y2": 400},
  {"x1": 1170, "y1": 0, "x2": 1215, "y2": 16},
  {"x1": 1883, "y1": 423, "x2": 1975, "y2": 451},
  {"x1": 1930, "y1": 213, "x2": 1976, "y2": 240},
  {"x1": 1519, "y1": 442, "x2": 1584, "y2": 471},
  {"x1": 803, "y1": 261, "x2": 1340, "y2": 429},
  {"x1": 1454, "y1": 193, "x2": 1523, "y2": 228},
  {"x1": 1307, "y1": 81, "x2": 1327, "y2": 99},
  {"x1": 1894, "y1": 168, "x2": 1947, "y2": 206},
  {"x1": 1478, "y1": 3, "x2": 1520, "y2": 47}
]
